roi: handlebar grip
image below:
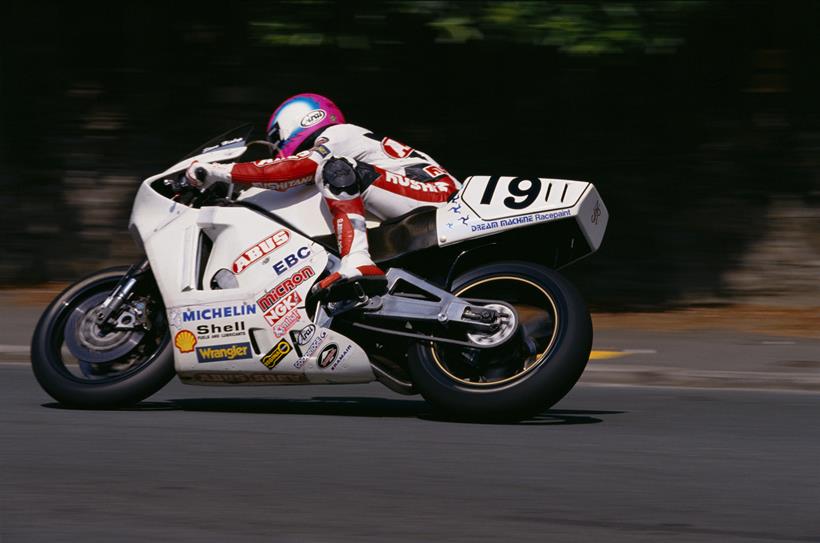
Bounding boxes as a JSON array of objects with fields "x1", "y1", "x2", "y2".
[{"x1": 195, "y1": 167, "x2": 208, "y2": 182}]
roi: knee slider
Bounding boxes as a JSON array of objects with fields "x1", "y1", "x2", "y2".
[{"x1": 321, "y1": 157, "x2": 360, "y2": 197}]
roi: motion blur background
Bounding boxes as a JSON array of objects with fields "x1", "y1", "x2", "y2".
[{"x1": 2, "y1": 0, "x2": 818, "y2": 310}]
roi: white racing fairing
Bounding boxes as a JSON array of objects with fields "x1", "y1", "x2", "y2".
[
  {"x1": 130, "y1": 145, "x2": 374, "y2": 385},
  {"x1": 130, "y1": 143, "x2": 608, "y2": 387},
  {"x1": 436, "y1": 176, "x2": 608, "y2": 258}
]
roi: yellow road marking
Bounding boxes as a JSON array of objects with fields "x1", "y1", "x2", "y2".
[{"x1": 589, "y1": 350, "x2": 630, "y2": 360}]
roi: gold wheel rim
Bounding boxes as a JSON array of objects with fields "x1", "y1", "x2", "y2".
[{"x1": 429, "y1": 275, "x2": 559, "y2": 387}]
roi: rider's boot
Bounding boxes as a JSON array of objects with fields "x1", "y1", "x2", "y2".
[{"x1": 312, "y1": 157, "x2": 386, "y2": 300}]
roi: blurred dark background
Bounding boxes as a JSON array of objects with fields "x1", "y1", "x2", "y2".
[{"x1": 1, "y1": 0, "x2": 819, "y2": 310}]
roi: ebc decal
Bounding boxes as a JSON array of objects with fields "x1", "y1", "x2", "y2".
[{"x1": 272, "y1": 246, "x2": 311, "y2": 275}]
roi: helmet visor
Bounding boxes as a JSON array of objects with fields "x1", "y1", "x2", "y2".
[{"x1": 266, "y1": 122, "x2": 281, "y2": 151}]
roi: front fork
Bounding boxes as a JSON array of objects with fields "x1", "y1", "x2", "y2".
[{"x1": 94, "y1": 259, "x2": 150, "y2": 331}]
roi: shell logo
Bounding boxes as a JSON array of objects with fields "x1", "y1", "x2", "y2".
[{"x1": 174, "y1": 330, "x2": 197, "y2": 353}]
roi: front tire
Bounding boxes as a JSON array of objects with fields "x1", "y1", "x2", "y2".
[
  {"x1": 408, "y1": 261, "x2": 592, "y2": 421},
  {"x1": 31, "y1": 266, "x2": 175, "y2": 408}
]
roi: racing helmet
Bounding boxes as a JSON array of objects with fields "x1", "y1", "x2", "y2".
[{"x1": 266, "y1": 93, "x2": 345, "y2": 157}]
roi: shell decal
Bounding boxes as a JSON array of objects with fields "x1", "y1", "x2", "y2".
[{"x1": 174, "y1": 330, "x2": 197, "y2": 353}]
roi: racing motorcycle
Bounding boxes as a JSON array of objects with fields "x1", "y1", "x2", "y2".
[{"x1": 31, "y1": 125, "x2": 609, "y2": 421}]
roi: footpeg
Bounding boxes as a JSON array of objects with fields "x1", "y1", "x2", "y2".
[{"x1": 315, "y1": 275, "x2": 388, "y2": 303}]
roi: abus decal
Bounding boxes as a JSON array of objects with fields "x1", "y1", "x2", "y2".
[
  {"x1": 232, "y1": 230, "x2": 290, "y2": 273},
  {"x1": 257, "y1": 266, "x2": 315, "y2": 311},
  {"x1": 300, "y1": 109, "x2": 326, "y2": 128},
  {"x1": 262, "y1": 292, "x2": 302, "y2": 328}
]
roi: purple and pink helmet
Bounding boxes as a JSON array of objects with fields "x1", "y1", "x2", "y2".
[{"x1": 266, "y1": 93, "x2": 345, "y2": 157}]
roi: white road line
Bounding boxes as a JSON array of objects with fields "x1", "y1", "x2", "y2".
[{"x1": 0, "y1": 345, "x2": 29, "y2": 353}]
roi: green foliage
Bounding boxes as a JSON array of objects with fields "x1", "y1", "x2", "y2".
[{"x1": 250, "y1": 0, "x2": 708, "y2": 55}]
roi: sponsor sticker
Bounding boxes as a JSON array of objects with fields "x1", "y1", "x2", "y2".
[
  {"x1": 380, "y1": 136, "x2": 413, "y2": 159},
  {"x1": 196, "y1": 342, "x2": 252, "y2": 363},
  {"x1": 423, "y1": 164, "x2": 449, "y2": 178},
  {"x1": 292, "y1": 324, "x2": 316, "y2": 346},
  {"x1": 260, "y1": 339, "x2": 292, "y2": 370},
  {"x1": 272, "y1": 310, "x2": 301, "y2": 338},
  {"x1": 330, "y1": 344, "x2": 352, "y2": 371},
  {"x1": 272, "y1": 246, "x2": 311, "y2": 275},
  {"x1": 315, "y1": 144, "x2": 331, "y2": 157},
  {"x1": 187, "y1": 373, "x2": 308, "y2": 384},
  {"x1": 257, "y1": 266, "x2": 315, "y2": 311},
  {"x1": 174, "y1": 330, "x2": 197, "y2": 353},
  {"x1": 262, "y1": 292, "x2": 302, "y2": 328},
  {"x1": 382, "y1": 171, "x2": 451, "y2": 193},
  {"x1": 591, "y1": 200, "x2": 601, "y2": 225},
  {"x1": 182, "y1": 303, "x2": 256, "y2": 322},
  {"x1": 292, "y1": 330, "x2": 328, "y2": 366},
  {"x1": 196, "y1": 320, "x2": 246, "y2": 340},
  {"x1": 300, "y1": 109, "x2": 326, "y2": 128},
  {"x1": 468, "y1": 210, "x2": 571, "y2": 233},
  {"x1": 232, "y1": 230, "x2": 290, "y2": 274},
  {"x1": 318, "y1": 344, "x2": 338, "y2": 369}
]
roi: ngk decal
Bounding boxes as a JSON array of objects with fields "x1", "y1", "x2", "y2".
[
  {"x1": 232, "y1": 230, "x2": 290, "y2": 273},
  {"x1": 262, "y1": 291, "x2": 302, "y2": 327}
]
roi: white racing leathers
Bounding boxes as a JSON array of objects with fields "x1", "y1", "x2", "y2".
[{"x1": 225, "y1": 123, "x2": 460, "y2": 287}]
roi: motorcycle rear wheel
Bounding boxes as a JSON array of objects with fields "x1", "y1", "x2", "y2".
[
  {"x1": 408, "y1": 261, "x2": 592, "y2": 421},
  {"x1": 31, "y1": 266, "x2": 174, "y2": 408}
]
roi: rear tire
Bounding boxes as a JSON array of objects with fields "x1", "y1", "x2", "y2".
[
  {"x1": 31, "y1": 267, "x2": 175, "y2": 408},
  {"x1": 408, "y1": 261, "x2": 592, "y2": 421}
]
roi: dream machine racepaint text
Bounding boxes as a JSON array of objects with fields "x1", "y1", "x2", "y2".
[{"x1": 31, "y1": 126, "x2": 609, "y2": 420}]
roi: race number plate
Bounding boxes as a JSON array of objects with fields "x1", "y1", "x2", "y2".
[{"x1": 460, "y1": 176, "x2": 589, "y2": 221}]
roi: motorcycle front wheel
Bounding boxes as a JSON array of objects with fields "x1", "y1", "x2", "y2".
[
  {"x1": 408, "y1": 261, "x2": 592, "y2": 421},
  {"x1": 31, "y1": 266, "x2": 175, "y2": 408}
]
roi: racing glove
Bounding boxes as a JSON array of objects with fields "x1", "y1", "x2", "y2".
[{"x1": 185, "y1": 161, "x2": 232, "y2": 189}]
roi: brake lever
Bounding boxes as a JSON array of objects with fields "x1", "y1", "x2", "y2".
[{"x1": 163, "y1": 176, "x2": 191, "y2": 192}]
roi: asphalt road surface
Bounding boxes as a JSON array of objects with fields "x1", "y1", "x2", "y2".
[{"x1": 1, "y1": 364, "x2": 819, "y2": 542}]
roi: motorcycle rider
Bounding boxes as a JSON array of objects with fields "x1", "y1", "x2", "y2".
[{"x1": 186, "y1": 93, "x2": 459, "y2": 294}]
